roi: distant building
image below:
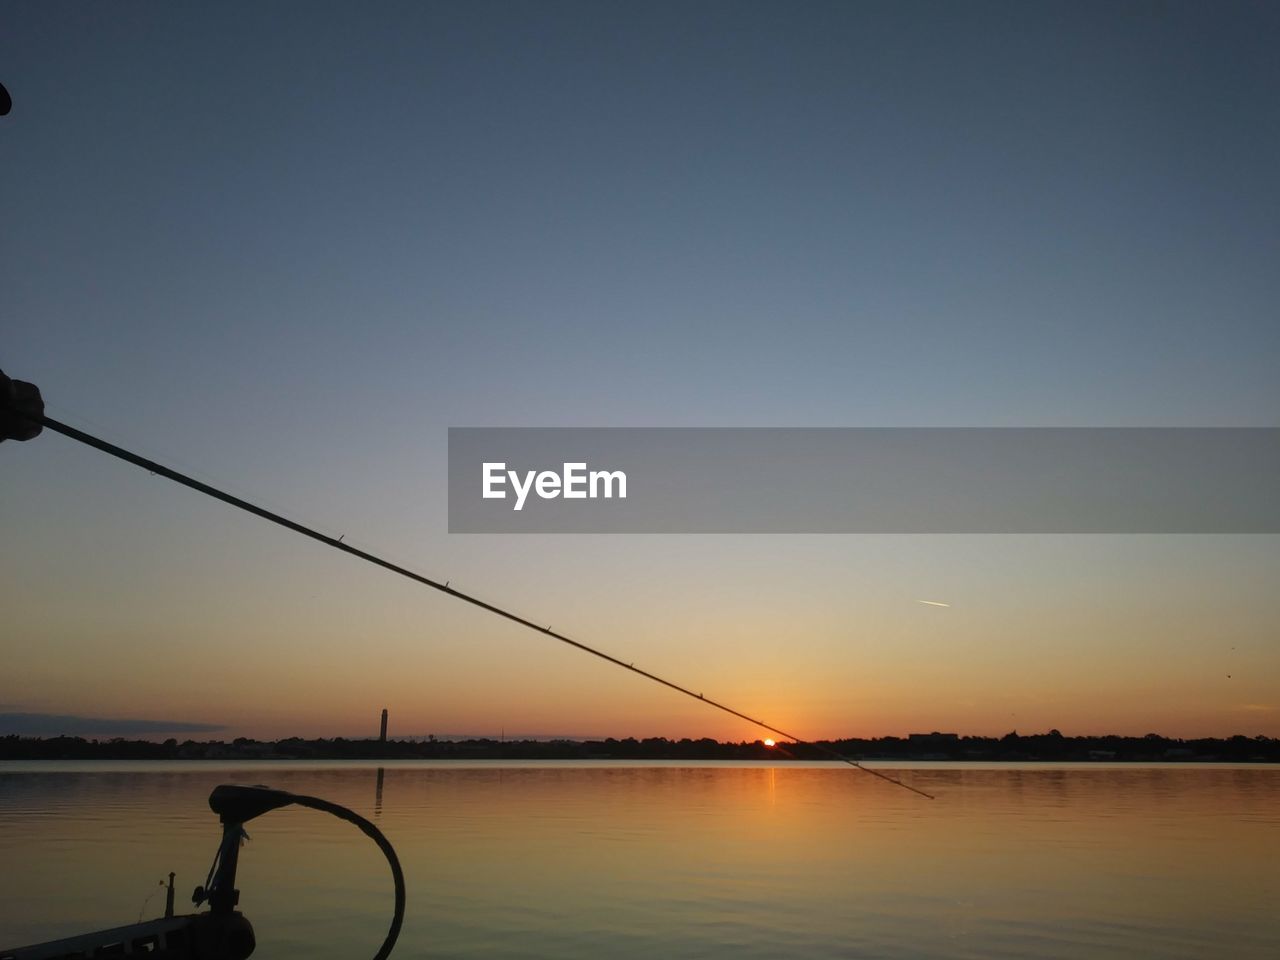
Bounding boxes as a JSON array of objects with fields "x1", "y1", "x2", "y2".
[{"x1": 379, "y1": 708, "x2": 388, "y2": 742}]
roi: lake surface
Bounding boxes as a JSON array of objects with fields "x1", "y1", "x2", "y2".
[{"x1": 1, "y1": 761, "x2": 1276, "y2": 958}]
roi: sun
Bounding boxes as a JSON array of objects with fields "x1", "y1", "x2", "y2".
[{"x1": 763, "y1": 738, "x2": 776, "y2": 747}]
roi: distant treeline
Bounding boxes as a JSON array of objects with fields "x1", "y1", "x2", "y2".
[{"x1": 2, "y1": 730, "x2": 1277, "y2": 762}]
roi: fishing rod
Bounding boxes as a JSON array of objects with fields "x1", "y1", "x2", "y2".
[{"x1": 1, "y1": 372, "x2": 933, "y2": 800}]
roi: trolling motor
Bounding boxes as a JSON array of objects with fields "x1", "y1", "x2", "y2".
[{"x1": 1, "y1": 785, "x2": 405, "y2": 960}]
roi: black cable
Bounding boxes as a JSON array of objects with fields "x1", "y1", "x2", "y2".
[
  {"x1": 288, "y1": 793, "x2": 405, "y2": 960},
  {"x1": 31, "y1": 412, "x2": 934, "y2": 800}
]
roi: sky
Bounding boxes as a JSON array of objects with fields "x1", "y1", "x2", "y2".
[{"x1": 2, "y1": 1, "x2": 1277, "y2": 742}]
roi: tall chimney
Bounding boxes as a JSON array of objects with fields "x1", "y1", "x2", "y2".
[{"x1": 379, "y1": 708, "x2": 388, "y2": 742}]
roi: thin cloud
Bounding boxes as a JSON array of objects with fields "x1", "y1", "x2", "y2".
[
  {"x1": 916, "y1": 599, "x2": 951, "y2": 608},
  {"x1": 0, "y1": 713, "x2": 224, "y2": 737}
]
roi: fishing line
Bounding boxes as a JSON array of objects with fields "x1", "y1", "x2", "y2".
[{"x1": 28, "y1": 411, "x2": 934, "y2": 800}]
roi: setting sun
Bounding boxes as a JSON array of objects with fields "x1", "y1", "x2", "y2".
[{"x1": 764, "y1": 738, "x2": 776, "y2": 747}]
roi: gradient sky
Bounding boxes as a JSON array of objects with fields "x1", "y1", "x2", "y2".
[{"x1": 2, "y1": 1, "x2": 1277, "y2": 742}]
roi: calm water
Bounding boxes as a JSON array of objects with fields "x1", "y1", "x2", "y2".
[{"x1": 1, "y1": 762, "x2": 1276, "y2": 958}]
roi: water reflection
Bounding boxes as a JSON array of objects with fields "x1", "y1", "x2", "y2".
[{"x1": 1, "y1": 763, "x2": 1276, "y2": 959}]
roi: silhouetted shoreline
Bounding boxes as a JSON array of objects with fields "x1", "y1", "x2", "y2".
[{"x1": 3, "y1": 731, "x2": 1277, "y2": 763}]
